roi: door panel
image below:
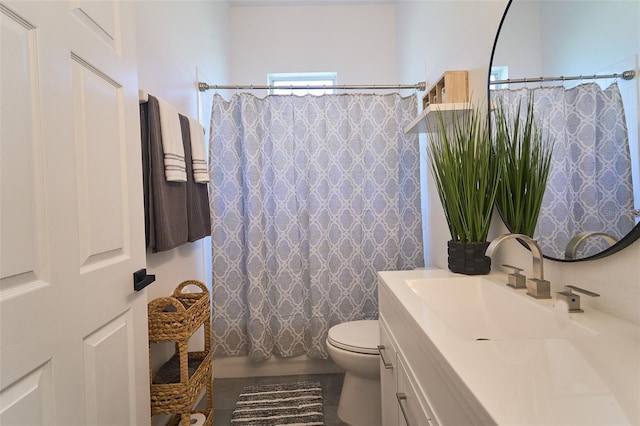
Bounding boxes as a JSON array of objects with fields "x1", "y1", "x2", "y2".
[
  {"x1": 71, "y1": 52, "x2": 127, "y2": 271},
  {"x1": 0, "y1": 2, "x2": 48, "y2": 295},
  {"x1": 69, "y1": 0, "x2": 119, "y2": 51},
  {"x1": 0, "y1": 362, "x2": 53, "y2": 426},
  {"x1": 83, "y1": 311, "x2": 135, "y2": 426}
]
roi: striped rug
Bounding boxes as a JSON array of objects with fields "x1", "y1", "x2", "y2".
[{"x1": 229, "y1": 381, "x2": 324, "y2": 426}]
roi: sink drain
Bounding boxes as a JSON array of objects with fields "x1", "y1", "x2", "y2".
[{"x1": 475, "y1": 337, "x2": 490, "y2": 341}]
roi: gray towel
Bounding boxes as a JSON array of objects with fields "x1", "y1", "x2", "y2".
[
  {"x1": 179, "y1": 114, "x2": 211, "y2": 242},
  {"x1": 140, "y1": 95, "x2": 188, "y2": 252}
]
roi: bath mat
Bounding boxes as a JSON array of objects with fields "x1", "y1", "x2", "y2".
[{"x1": 230, "y1": 381, "x2": 324, "y2": 425}]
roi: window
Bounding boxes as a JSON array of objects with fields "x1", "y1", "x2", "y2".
[
  {"x1": 489, "y1": 66, "x2": 508, "y2": 89},
  {"x1": 267, "y1": 72, "x2": 337, "y2": 96}
]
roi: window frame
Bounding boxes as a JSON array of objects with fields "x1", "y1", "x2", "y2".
[
  {"x1": 267, "y1": 72, "x2": 338, "y2": 96},
  {"x1": 489, "y1": 66, "x2": 509, "y2": 89}
]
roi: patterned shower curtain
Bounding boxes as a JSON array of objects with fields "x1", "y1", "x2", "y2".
[
  {"x1": 491, "y1": 83, "x2": 634, "y2": 258},
  {"x1": 209, "y1": 93, "x2": 424, "y2": 360}
]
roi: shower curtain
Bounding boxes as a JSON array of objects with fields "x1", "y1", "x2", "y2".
[
  {"x1": 491, "y1": 83, "x2": 634, "y2": 258},
  {"x1": 209, "y1": 92, "x2": 424, "y2": 360}
]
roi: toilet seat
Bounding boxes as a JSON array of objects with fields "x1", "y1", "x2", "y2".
[{"x1": 327, "y1": 320, "x2": 379, "y2": 355}]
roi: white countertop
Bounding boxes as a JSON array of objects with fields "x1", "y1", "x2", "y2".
[{"x1": 378, "y1": 269, "x2": 640, "y2": 426}]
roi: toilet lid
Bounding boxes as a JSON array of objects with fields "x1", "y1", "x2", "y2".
[{"x1": 327, "y1": 320, "x2": 379, "y2": 355}]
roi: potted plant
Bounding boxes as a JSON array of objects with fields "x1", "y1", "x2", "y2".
[
  {"x1": 426, "y1": 104, "x2": 499, "y2": 275},
  {"x1": 492, "y1": 96, "x2": 554, "y2": 237}
]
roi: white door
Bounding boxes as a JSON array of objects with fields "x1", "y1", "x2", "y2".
[{"x1": 0, "y1": 1, "x2": 150, "y2": 425}]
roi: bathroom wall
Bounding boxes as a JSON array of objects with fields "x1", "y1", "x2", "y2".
[
  {"x1": 494, "y1": 0, "x2": 639, "y2": 208},
  {"x1": 539, "y1": 1, "x2": 640, "y2": 209},
  {"x1": 395, "y1": 0, "x2": 640, "y2": 325},
  {"x1": 489, "y1": 0, "x2": 543, "y2": 80},
  {"x1": 135, "y1": 1, "x2": 229, "y2": 302},
  {"x1": 229, "y1": 3, "x2": 398, "y2": 93},
  {"x1": 133, "y1": 2, "x2": 230, "y2": 420}
]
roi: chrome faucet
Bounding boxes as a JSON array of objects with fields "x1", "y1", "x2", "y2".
[
  {"x1": 564, "y1": 232, "x2": 617, "y2": 260},
  {"x1": 485, "y1": 233, "x2": 551, "y2": 299}
]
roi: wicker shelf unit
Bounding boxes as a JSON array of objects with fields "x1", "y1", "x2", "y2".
[{"x1": 148, "y1": 280, "x2": 213, "y2": 426}]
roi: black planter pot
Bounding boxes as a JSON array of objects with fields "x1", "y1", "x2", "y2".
[{"x1": 447, "y1": 240, "x2": 491, "y2": 275}]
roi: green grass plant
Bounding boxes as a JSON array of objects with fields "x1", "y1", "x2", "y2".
[
  {"x1": 492, "y1": 95, "x2": 554, "y2": 237},
  {"x1": 426, "y1": 105, "x2": 499, "y2": 243}
]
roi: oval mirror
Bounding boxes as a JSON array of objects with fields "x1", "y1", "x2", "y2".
[{"x1": 488, "y1": 0, "x2": 640, "y2": 261}]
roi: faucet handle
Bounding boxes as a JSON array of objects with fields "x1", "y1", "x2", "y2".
[
  {"x1": 564, "y1": 285, "x2": 600, "y2": 298},
  {"x1": 502, "y1": 264, "x2": 526, "y2": 289},
  {"x1": 557, "y1": 285, "x2": 600, "y2": 313}
]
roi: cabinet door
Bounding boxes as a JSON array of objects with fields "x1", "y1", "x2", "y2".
[
  {"x1": 397, "y1": 356, "x2": 438, "y2": 426},
  {"x1": 380, "y1": 319, "x2": 399, "y2": 426}
]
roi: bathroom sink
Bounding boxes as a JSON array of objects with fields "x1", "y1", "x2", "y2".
[{"x1": 406, "y1": 276, "x2": 595, "y2": 341}]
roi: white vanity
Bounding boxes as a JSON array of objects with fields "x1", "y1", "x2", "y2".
[{"x1": 378, "y1": 269, "x2": 640, "y2": 425}]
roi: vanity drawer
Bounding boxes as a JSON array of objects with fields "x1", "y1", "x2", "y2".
[
  {"x1": 397, "y1": 355, "x2": 437, "y2": 426},
  {"x1": 380, "y1": 317, "x2": 399, "y2": 426}
]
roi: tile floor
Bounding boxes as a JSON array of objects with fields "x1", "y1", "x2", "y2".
[{"x1": 211, "y1": 373, "x2": 349, "y2": 426}]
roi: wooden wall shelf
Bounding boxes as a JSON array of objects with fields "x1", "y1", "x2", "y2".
[
  {"x1": 404, "y1": 103, "x2": 471, "y2": 134},
  {"x1": 405, "y1": 70, "x2": 470, "y2": 134},
  {"x1": 422, "y1": 70, "x2": 468, "y2": 109}
]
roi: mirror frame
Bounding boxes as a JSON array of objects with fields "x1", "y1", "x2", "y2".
[{"x1": 488, "y1": 0, "x2": 640, "y2": 262}]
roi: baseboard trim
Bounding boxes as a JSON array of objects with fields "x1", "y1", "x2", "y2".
[{"x1": 213, "y1": 355, "x2": 343, "y2": 378}]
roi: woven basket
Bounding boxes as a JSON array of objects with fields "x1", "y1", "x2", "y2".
[
  {"x1": 150, "y1": 350, "x2": 212, "y2": 415},
  {"x1": 148, "y1": 280, "x2": 210, "y2": 342}
]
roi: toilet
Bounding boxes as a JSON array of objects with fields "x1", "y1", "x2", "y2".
[{"x1": 326, "y1": 320, "x2": 381, "y2": 426}]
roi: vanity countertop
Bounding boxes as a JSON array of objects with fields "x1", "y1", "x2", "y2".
[{"x1": 378, "y1": 269, "x2": 640, "y2": 426}]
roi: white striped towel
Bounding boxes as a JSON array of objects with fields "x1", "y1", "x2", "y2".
[
  {"x1": 157, "y1": 96, "x2": 186, "y2": 182},
  {"x1": 188, "y1": 117, "x2": 209, "y2": 183}
]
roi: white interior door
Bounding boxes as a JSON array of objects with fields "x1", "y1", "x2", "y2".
[{"x1": 0, "y1": 1, "x2": 150, "y2": 424}]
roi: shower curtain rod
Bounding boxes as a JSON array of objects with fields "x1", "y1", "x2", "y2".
[
  {"x1": 197, "y1": 81, "x2": 427, "y2": 92},
  {"x1": 492, "y1": 69, "x2": 636, "y2": 85}
]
